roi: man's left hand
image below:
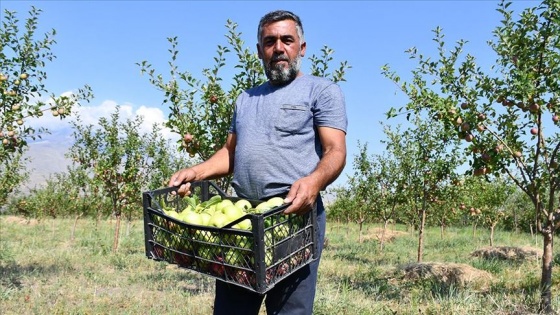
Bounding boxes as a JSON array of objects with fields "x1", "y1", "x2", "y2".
[{"x1": 283, "y1": 176, "x2": 320, "y2": 215}]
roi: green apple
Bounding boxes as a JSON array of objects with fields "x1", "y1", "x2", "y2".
[
  {"x1": 223, "y1": 249, "x2": 244, "y2": 266},
  {"x1": 234, "y1": 235, "x2": 252, "y2": 249},
  {"x1": 209, "y1": 212, "x2": 229, "y2": 228},
  {"x1": 255, "y1": 201, "x2": 273, "y2": 213},
  {"x1": 274, "y1": 224, "x2": 290, "y2": 241},
  {"x1": 179, "y1": 210, "x2": 203, "y2": 225},
  {"x1": 163, "y1": 209, "x2": 181, "y2": 231},
  {"x1": 234, "y1": 219, "x2": 252, "y2": 231},
  {"x1": 200, "y1": 212, "x2": 212, "y2": 226},
  {"x1": 234, "y1": 199, "x2": 252, "y2": 211},
  {"x1": 216, "y1": 199, "x2": 234, "y2": 212},
  {"x1": 204, "y1": 204, "x2": 217, "y2": 215},
  {"x1": 222, "y1": 205, "x2": 244, "y2": 221},
  {"x1": 267, "y1": 197, "x2": 285, "y2": 208}
]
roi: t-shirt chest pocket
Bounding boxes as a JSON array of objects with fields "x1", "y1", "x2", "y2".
[{"x1": 275, "y1": 104, "x2": 311, "y2": 134}]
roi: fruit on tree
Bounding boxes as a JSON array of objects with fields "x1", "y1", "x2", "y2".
[
  {"x1": 19, "y1": 73, "x2": 28, "y2": 80},
  {"x1": 530, "y1": 103, "x2": 540, "y2": 113},
  {"x1": 473, "y1": 167, "x2": 487, "y2": 176},
  {"x1": 183, "y1": 133, "x2": 193, "y2": 143},
  {"x1": 530, "y1": 127, "x2": 538, "y2": 135}
]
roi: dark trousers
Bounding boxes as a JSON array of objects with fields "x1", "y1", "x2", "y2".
[{"x1": 213, "y1": 198, "x2": 326, "y2": 315}]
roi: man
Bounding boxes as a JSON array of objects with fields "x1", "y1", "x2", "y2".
[{"x1": 169, "y1": 10, "x2": 347, "y2": 315}]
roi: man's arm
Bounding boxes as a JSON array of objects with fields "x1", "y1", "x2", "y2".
[
  {"x1": 169, "y1": 133, "x2": 236, "y2": 196},
  {"x1": 283, "y1": 126, "x2": 346, "y2": 215}
]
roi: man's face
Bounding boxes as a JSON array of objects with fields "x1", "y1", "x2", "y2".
[{"x1": 257, "y1": 19, "x2": 306, "y2": 85}]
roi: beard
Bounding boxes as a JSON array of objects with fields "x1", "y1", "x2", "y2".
[{"x1": 263, "y1": 53, "x2": 302, "y2": 86}]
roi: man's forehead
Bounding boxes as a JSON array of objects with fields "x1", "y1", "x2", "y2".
[{"x1": 261, "y1": 19, "x2": 298, "y2": 35}]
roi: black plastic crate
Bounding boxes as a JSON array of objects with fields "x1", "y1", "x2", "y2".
[{"x1": 142, "y1": 181, "x2": 318, "y2": 294}]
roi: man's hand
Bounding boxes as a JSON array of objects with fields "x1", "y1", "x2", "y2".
[
  {"x1": 168, "y1": 168, "x2": 197, "y2": 197},
  {"x1": 283, "y1": 176, "x2": 321, "y2": 215}
]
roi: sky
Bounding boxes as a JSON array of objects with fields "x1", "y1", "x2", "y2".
[{"x1": 1, "y1": 0, "x2": 539, "y2": 190}]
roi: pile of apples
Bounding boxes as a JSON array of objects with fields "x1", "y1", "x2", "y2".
[{"x1": 161, "y1": 194, "x2": 286, "y2": 230}]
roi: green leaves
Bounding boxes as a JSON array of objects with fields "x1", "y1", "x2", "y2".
[{"x1": 0, "y1": 6, "x2": 92, "y2": 205}]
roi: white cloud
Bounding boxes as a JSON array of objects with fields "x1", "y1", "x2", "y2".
[
  {"x1": 23, "y1": 97, "x2": 182, "y2": 189},
  {"x1": 25, "y1": 93, "x2": 179, "y2": 143}
]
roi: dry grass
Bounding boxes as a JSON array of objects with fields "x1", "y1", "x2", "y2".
[
  {"x1": 396, "y1": 262, "x2": 494, "y2": 291},
  {"x1": 471, "y1": 246, "x2": 542, "y2": 261},
  {"x1": 3, "y1": 215, "x2": 39, "y2": 225},
  {"x1": 361, "y1": 227, "x2": 409, "y2": 243}
]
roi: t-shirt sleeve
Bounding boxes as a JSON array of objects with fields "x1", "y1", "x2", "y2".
[{"x1": 313, "y1": 83, "x2": 348, "y2": 133}]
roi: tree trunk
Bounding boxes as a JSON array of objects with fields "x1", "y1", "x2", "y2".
[
  {"x1": 380, "y1": 220, "x2": 389, "y2": 251},
  {"x1": 539, "y1": 226, "x2": 554, "y2": 313},
  {"x1": 358, "y1": 218, "x2": 364, "y2": 243},
  {"x1": 113, "y1": 213, "x2": 121, "y2": 252},
  {"x1": 490, "y1": 223, "x2": 496, "y2": 247},
  {"x1": 417, "y1": 208, "x2": 426, "y2": 263},
  {"x1": 71, "y1": 213, "x2": 84, "y2": 241}
]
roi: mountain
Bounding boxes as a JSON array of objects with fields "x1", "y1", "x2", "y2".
[{"x1": 21, "y1": 130, "x2": 73, "y2": 192}]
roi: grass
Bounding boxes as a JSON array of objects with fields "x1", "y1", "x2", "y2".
[{"x1": 0, "y1": 216, "x2": 558, "y2": 315}]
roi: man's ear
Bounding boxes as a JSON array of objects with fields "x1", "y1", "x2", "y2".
[
  {"x1": 300, "y1": 41, "x2": 307, "y2": 57},
  {"x1": 256, "y1": 43, "x2": 263, "y2": 59}
]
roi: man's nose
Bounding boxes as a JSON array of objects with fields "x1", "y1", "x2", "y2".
[{"x1": 273, "y1": 39, "x2": 284, "y2": 53}]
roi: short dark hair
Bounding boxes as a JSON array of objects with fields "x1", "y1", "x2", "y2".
[{"x1": 257, "y1": 10, "x2": 304, "y2": 44}]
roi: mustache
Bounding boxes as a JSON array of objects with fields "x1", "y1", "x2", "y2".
[{"x1": 271, "y1": 55, "x2": 289, "y2": 62}]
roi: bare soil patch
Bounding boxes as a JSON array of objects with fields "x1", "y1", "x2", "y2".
[
  {"x1": 471, "y1": 246, "x2": 542, "y2": 262},
  {"x1": 397, "y1": 262, "x2": 494, "y2": 291}
]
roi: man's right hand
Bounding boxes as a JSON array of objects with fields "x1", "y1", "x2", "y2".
[{"x1": 168, "y1": 168, "x2": 197, "y2": 197}]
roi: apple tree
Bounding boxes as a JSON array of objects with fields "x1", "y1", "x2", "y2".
[
  {"x1": 346, "y1": 141, "x2": 379, "y2": 243},
  {"x1": 0, "y1": 6, "x2": 92, "y2": 205},
  {"x1": 382, "y1": 116, "x2": 464, "y2": 262},
  {"x1": 348, "y1": 142, "x2": 403, "y2": 248},
  {"x1": 431, "y1": 176, "x2": 468, "y2": 238},
  {"x1": 471, "y1": 176, "x2": 516, "y2": 246},
  {"x1": 138, "y1": 20, "x2": 350, "y2": 192},
  {"x1": 66, "y1": 106, "x2": 182, "y2": 252},
  {"x1": 382, "y1": 1, "x2": 559, "y2": 311}
]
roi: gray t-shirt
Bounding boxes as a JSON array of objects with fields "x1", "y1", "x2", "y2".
[{"x1": 229, "y1": 74, "x2": 347, "y2": 200}]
